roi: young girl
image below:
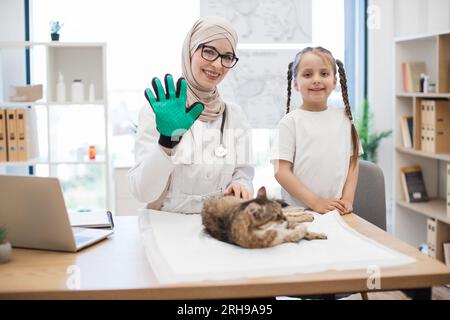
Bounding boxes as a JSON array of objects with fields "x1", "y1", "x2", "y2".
[{"x1": 271, "y1": 47, "x2": 361, "y2": 215}]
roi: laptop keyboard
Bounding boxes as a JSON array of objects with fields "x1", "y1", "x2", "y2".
[
  {"x1": 75, "y1": 235, "x2": 93, "y2": 244},
  {"x1": 72, "y1": 227, "x2": 85, "y2": 234}
]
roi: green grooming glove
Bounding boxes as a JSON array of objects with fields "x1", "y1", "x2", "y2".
[{"x1": 145, "y1": 74, "x2": 204, "y2": 148}]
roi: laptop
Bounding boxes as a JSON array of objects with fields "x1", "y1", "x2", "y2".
[{"x1": 0, "y1": 175, "x2": 113, "y2": 252}]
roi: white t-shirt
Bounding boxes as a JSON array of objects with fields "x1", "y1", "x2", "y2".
[{"x1": 271, "y1": 107, "x2": 362, "y2": 208}]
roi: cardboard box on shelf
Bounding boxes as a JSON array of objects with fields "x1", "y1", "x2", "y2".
[{"x1": 10, "y1": 84, "x2": 43, "y2": 102}]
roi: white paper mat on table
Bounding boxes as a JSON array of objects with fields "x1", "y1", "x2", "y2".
[{"x1": 138, "y1": 210, "x2": 415, "y2": 284}]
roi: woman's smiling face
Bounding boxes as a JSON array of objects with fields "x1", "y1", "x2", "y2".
[{"x1": 191, "y1": 38, "x2": 234, "y2": 90}]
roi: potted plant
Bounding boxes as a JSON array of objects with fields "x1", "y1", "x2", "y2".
[
  {"x1": 0, "y1": 226, "x2": 11, "y2": 263},
  {"x1": 356, "y1": 98, "x2": 392, "y2": 163},
  {"x1": 50, "y1": 21, "x2": 63, "y2": 41}
]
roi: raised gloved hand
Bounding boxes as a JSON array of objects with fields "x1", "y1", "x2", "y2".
[{"x1": 145, "y1": 74, "x2": 204, "y2": 148}]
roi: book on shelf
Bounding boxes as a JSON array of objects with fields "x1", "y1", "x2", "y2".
[
  {"x1": 400, "y1": 115, "x2": 413, "y2": 148},
  {"x1": 400, "y1": 166, "x2": 429, "y2": 203},
  {"x1": 402, "y1": 61, "x2": 426, "y2": 93}
]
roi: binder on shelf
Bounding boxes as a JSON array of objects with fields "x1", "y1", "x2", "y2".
[
  {"x1": 427, "y1": 218, "x2": 437, "y2": 259},
  {"x1": 16, "y1": 108, "x2": 28, "y2": 161},
  {"x1": 0, "y1": 109, "x2": 7, "y2": 162},
  {"x1": 447, "y1": 163, "x2": 450, "y2": 219},
  {"x1": 16, "y1": 107, "x2": 39, "y2": 161},
  {"x1": 400, "y1": 166, "x2": 429, "y2": 203},
  {"x1": 420, "y1": 102, "x2": 426, "y2": 151},
  {"x1": 401, "y1": 115, "x2": 413, "y2": 148},
  {"x1": 420, "y1": 99, "x2": 450, "y2": 153},
  {"x1": 5, "y1": 109, "x2": 18, "y2": 162},
  {"x1": 420, "y1": 101, "x2": 432, "y2": 152},
  {"x1": 444, "y1": 243, "x2": 450, "y2": 268},
  {"x1": 427, "y1": 218, "x2": 450, "y2": 261}
]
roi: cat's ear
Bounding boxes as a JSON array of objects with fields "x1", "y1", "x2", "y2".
[
  {"x1": 245, "y1": 202, "x2": 260, "y2": 217},
  {"x1": 256, "y1": 186, "x2": 267, "y2": 198}
]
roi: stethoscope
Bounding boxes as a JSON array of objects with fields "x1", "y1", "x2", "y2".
[{"x1": 214, "y1": 106, "x2": 228, "y2": 158}]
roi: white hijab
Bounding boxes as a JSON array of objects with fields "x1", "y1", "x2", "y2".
[{"x1": 181, "y1": 16, "x2": 238, "y2": 122}]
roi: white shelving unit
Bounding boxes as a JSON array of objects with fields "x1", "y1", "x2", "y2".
[
  {"x1": 394, "y1": 30, "x2": 450, "y2": 262},
  {"x1": 0, "y1": 42, "x2": 111, "y2": 210}
]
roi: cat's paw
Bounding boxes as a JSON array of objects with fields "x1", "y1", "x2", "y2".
[
  {"x1": 286, "y1": 212, "x2": 315, "y2": 223},
  {"x1": 300, "y1": 213, "x2": 315, "y2": 222},
  {"x1": 305, "y1": 231, "x2": 327, "y2": 240},
  {"x1": 282, "y1": 207, "x2": 306, "y2": 216},
  {"x1": 315, "y1": 232, "x2": 327, "y2": 240}
]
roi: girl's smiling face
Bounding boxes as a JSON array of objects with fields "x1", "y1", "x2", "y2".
[
  {"x1": 294, "y1": 51, "x2": 337, "y2": 111},
  {"x1": 191, "y1": 38, "x2": 234, "y2": 90}
]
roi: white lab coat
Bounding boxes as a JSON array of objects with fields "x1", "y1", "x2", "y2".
[{"x1": 127, "y1": 101, "x2": 255, "y2": 214}]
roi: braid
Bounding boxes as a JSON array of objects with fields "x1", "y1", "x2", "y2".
[
  {"x1": 336, "y1": 59, "x2": 359, "y2": 167},
  {"x1": 336, "y1": 60, "x2": 352, "y2": 121},
  {"x1": 286, "y1": 62, "x2": 294, "y2": 114}
]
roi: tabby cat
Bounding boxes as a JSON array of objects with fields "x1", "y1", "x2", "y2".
[{"x1": 201, "y1": 187, "x2": 327, "y2": 249}]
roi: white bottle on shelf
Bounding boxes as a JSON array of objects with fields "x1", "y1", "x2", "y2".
[
  {"x1": 56, "y1": 72, "x2": 66, "y2": 102},
  {"x1": 88, "y1": 83, "x2": 95, "y2": 102},
  {"x1": 71, "y1": 79, "x2": 84, "y2": 103}
]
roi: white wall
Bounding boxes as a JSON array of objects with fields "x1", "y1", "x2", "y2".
[
  {"x1": 394, "y1": 0, "x2": 450, "y2": 37},
  {"x1": 368, "y1": 0, "x2": 450, "y2": 231},
  {"x1": 0, "y1": 0, "x2": 25, "y2": 42},
  {"x1": 0, "y1": 0, "x2": 26, "y2": 100}
]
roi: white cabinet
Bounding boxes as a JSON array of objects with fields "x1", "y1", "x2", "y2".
[
  {"x1": 0, "y1": 42, "x2": 111, "y2": 210},
  {"x1": 114, "y1": 167, "x2": 145, "y2": 216}
]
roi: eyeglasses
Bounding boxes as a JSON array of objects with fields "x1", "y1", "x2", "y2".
[{"x1": 198, "y1": 44, "x2": 239, "y2": 68}]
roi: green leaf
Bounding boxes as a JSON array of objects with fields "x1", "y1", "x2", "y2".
[{"x1": 355, "y1": 98, "x2": 392, "y2": 163}]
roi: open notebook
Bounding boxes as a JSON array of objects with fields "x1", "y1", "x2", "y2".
[{"x1": 68, "y1": 210, "x2": 114, "y2": 229}]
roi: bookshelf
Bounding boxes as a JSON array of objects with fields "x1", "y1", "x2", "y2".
[
  {"x1": 394, "y1": 30, "x2": 450, "y2": 263},
  {"x1": 0, "y1": 42, "x2": 111, "y2": 211}
]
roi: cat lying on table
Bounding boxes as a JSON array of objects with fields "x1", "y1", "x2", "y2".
[{"x1": 201, "y1": 187, "x2": 327, "y2": 249}]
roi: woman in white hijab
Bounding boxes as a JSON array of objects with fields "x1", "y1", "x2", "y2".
[{"x1": 128, "y1": 16, "x2": 254, "y2": 214}]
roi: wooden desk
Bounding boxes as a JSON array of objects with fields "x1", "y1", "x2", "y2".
[{"x1": 0, "y1": 214, "x2": 449, "y2": 299}]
